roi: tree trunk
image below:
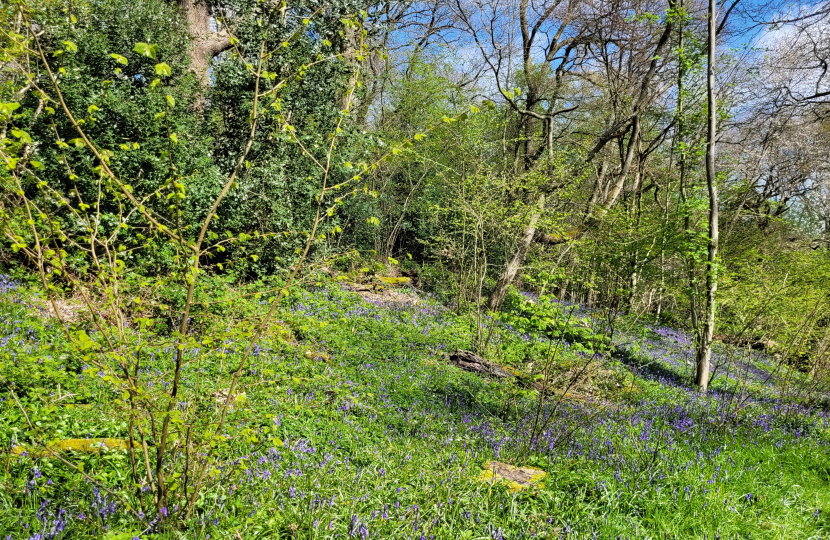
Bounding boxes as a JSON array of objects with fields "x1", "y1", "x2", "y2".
[
  {"x1": 522, "y1": 94, "x2": 537, "y2": 169},
  {"x1": 598, "y1": 116, "x2": 640, "y2": 213},
  {"x1": 179, "y1": 0, "x2": 231, "y2": 84},
  {"x1": 338, "y1": 24, "x2": 360, "y2": 111},
  {"x1": 488, "y1": 194, "x2": 544, "y2": 311},
  {"x1": 696, "y1": 0, "x2": 718, "y2": 393}
]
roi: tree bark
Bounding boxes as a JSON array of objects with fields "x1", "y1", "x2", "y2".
[
  {"x1": 696, "y1": 0, "x2": 718, "y2": 393},
  {"x1": 338, "y1": 24, "x2": 360, "y2": 111},
  {"x1": 597, "y1": 115, "x2": 640, "y2": 212},
  {"x1": 488, "y1": 194, "x2": 545, "y2": 311},
  {"x1": 180, "y1": 0, "x2": 232, "y2": 84}
]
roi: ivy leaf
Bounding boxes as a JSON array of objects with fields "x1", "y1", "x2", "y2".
[{"x1": 133, "y1": 42, "x2": 158, "y2": 59}]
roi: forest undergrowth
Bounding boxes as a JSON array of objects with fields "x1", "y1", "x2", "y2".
[{"x1": 1, "y1": 275, "x2": 829, "y2": 540}]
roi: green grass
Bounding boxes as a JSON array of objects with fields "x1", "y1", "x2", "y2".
[{"x1": 1, "y1": 280, "x2": 829, "y2": 539}]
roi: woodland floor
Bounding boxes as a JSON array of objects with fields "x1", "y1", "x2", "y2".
[{"x1": 1, "y1": 278, "x2": 829, "y2": 539}]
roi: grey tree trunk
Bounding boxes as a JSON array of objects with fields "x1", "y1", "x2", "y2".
[
  {"x1": 179, "y1": 0, "x2": 232, "y2": 85},
  {"x1": 696, "y1": 0, "x2": 719, "y2": 393},
  {"x1": 487, "y1": 194, "x2": 544, "y2": 311}
]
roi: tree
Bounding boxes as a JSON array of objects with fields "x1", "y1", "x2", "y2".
[
  {"x1": 179, "y1": 0, "x2": 232, "y2": 84},
  {"x1": 465, "y1": 0, "x2": 683, "y2": 310},
  {"x1": 695, "y1": 0, "x2": 717, "y2": 392}
]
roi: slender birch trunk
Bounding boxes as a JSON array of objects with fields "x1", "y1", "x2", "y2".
[
  {"x1": 696, "y1": 0, "x2": 719, "y2": 392},
  {"x1": 487, "y1": 194, "x2": 545, "y2": 311}
]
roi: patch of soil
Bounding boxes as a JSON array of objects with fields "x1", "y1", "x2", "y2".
[
  {"x1": 39, "y1": 296, "x2": 87, "y2": 324},
  {"x1": 344, "y1": 282, "x2": 421, "y2": 307}
]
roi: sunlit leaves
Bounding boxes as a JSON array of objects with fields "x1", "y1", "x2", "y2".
[
  {"x1": 0, "y1": 102, "x2": 20, "y2": 118},
  {"x1": 10, "y1": 129, "x2": 32, "y2": 144},
  {"x1": 133, "y1": 42, "x2": 158, "y2": 59},
  {"x1": 155, "y1": 63, "x2": 172, "y2": 77}
]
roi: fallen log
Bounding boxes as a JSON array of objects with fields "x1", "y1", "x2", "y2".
[{"x1": 447, "y1": 349, "x2": 514, "y2": 379}]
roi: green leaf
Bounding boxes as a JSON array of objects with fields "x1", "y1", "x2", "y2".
[
  {"x1": 63, "y1": 40, "x2": 78, "y2": 53},
  {"x1": 110, "y1": 53, "x2": 128, "y2": 65},
  {"x1": 169, "y1": 133, "x2": 178, "y2": 144},
  {"x1": 165, "y1": 94, "x2": 175, "y2": 107},
  {"x1": 10, "y1": 129, "x2": 32, "y2": 144},
  {"x1": 133, "y1": 42, "x2": 158, "y2": 59},
  {"x1": 155, "y1": 63, "x2": 172, "y2": 77},
  {"x1": 0, "y1": 102, "x2": 21, "y2": 116}
]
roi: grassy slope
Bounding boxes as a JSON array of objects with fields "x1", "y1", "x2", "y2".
[{"x1": 1, "y1": 280, "x2": 829, "y2": 539}]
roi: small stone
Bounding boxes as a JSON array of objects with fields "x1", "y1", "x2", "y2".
[{"x1": 477, "y1": 461, "x2": 547, "y2": 493}]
